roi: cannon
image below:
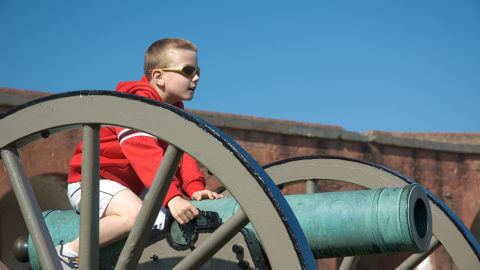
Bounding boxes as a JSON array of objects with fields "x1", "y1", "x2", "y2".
[
  {"x1": 1, "y1": 91, "x2": 479, "y2": 269},
  {"x1": 23, "y1": 184, "x2": 431, "y2": 269}
]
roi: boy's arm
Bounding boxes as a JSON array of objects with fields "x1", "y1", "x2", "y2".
[
  {"x1": 168, "y1": 190, "x2": 224, "y2": 224},
  {"x1": 191, "y1": 189, "x2": 225, "y2": 200},
  {"x1": 115, "y1": 128, "x2": 183, "y2": 206},
  {"x1": 177, "y1": 153, "x2": 206, "y2": 198},
  {"x1": 167, "y1": 196, "x2": 199, "y2": 224}
]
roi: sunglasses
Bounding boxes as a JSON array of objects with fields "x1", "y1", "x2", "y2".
[{"x1": 155, "y1": 65, "x2": 200, "y2": 78}]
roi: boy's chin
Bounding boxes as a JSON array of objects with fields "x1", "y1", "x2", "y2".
[{"x1": 183, "y1": 95, "x2": 194, "y2": 101}]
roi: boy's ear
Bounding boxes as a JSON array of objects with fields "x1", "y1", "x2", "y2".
[{"x1": 151, "y1": 70, "x2": 165, "y2": 88}]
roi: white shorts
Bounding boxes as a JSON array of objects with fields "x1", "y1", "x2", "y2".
[
  {"x1": 67, "y1": 179, "x2": 167, "y2": 229},
  {"x1": 67, "y1": 179, "x2": 128, "y2": 218}
]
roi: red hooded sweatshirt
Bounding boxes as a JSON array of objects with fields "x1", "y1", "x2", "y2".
[{"x1": 67, "y1": 76, "x2": 205, "y2": 206}]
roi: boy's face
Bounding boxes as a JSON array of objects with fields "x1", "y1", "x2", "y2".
[{"x1": 152, "y1": 49, "x2": 199, "y2": 105}]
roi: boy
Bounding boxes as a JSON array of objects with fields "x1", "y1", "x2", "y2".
[{"x1": 57, "y1": 38, "x2": 224, "y2": 269}]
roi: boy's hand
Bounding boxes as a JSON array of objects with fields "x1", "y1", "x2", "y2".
[
  {"x1": 167, "y1": 196, "x2": 199, "y2": 225},
  {"x1": 191, "y1": 190, "x2": 225, "y2": 201}
]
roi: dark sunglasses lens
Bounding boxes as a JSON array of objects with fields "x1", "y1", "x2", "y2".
[
  {"x1": 182, "y1": 66, "x2": 196, "y2": 77},
  {"x1": 182, "y1": 66, "x2": 200, "y2": 77}
]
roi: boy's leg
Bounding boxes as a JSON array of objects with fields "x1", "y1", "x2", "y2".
[{"x1": 67, "y1": 188, "x2": 143, "y2": 253}]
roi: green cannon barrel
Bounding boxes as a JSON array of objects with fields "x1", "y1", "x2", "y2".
[
  {"x1": 25, "y1": 184, "x2": 431, "y2": 268},
  {"x1": 193, "y1": 184, "x2": 432, "y2": 258}
]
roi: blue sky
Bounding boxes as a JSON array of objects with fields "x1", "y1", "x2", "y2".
[{"x1": 1, "y1": 1, "x2": 479, "y2": 133}]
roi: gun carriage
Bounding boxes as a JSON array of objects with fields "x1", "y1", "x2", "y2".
[{"x1": 0, "y1": 92, "x2": 478, "y2": 269}]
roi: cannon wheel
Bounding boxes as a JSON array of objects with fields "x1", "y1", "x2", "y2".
[
  {"x1": 264, "y1": 155, "x2": 480, "y2": 270},
  {"x1": 0, "y1": 91, "x2": 316, "y2": 270}
]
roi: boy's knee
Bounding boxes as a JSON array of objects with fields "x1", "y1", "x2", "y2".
[
  {"x1": 104, "y1": 189, "x2": 143, "y2": 229},
  {"x1": 123, "y1": 205, "x2": 141, "y2": 229}
]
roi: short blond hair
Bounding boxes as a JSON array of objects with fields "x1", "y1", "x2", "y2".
[{"x1": 144, "y1": 38, "x2": 198, "y2": 80}]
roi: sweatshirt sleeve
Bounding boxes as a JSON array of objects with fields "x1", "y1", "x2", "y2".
[
  {"x1": 178, "y1": 153, "x2": 206, "y2": 198},
  {"x1": 115, "y1": 127, "x2": 182, "y2": 206}
]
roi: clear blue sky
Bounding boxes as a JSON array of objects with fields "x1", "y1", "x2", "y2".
[{"x1": 1, "y1": 0, "x2": 479, "y2": 133}]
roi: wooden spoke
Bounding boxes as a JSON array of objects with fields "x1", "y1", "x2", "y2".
[
  {"x1": 339, "y1": 256, "x2": 359, "y2": 270},
  {"x1": 305, "y1": 179, "x2": 318, "y2": 194},
  {"x1": 395, "y1": 236, "x2": 441, "y2": 270},
  {"x1": 1, "y1": 148, "x2": 62, "y2": 269},
  {"x1": 115, "y1": 145, "x2": 184, "y2": 270},
  {"x1": 79, "y1": 124, "x2": 101, "y2": 270}
]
